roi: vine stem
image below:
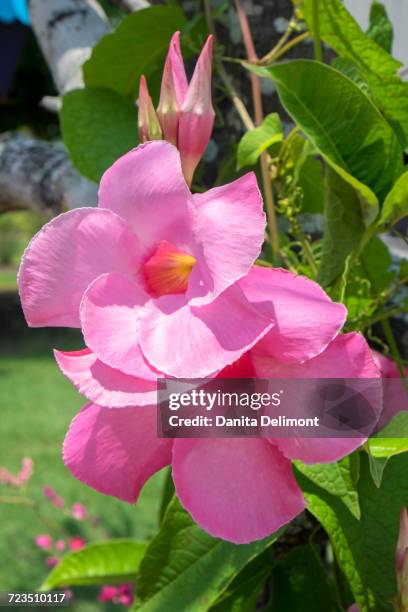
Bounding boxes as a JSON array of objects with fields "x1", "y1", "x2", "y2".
[
  {"x1": 234, "y1": 0, "x2": 280, "y2": 254},
  {"x1": 311, "y1": 0, "x2": 323, "y2": 61},
  {"x1": 382, "y1": 319, "x2": 407, "y2": 381}
]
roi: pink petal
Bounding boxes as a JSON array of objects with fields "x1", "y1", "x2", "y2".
[
  {"x1": 54, "y1": 348, "x2": 157, "y2": 408},
  {"x1": 178, "y1": 35, "x2": 215, "y2": 185},
  {"x1": 187, "y1": 173, "x2": 265, "y2": 306},
  {"x1": 253, "y1": 333, "x2": 381, "y2": 464},
  {"x1": 372, "y1": 350, "x2": 408, "y2": 428},
  {"x1": 98, "y1": 142, "x2": 193, "y2": 253},
  {"x1": 240, "y1": 267, "x2": 347, "y2": 363},
  {"x1": 172, "y1": 438, "x2": 305, "y2": 543},
  {"x1": 139, "y1": 285, "x2": 274, "y2": 378},
  {"x1": 18, "y1": 208, "x2": 140, "y2": 328},
  {"x1": 63, "y1": 403, "x2": 172, "y2": 503},
  {"x1": 80, "y1": 273, "x2": 156, "y2": 379}
]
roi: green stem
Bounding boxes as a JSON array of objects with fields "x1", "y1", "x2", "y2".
[{"x1": 311, "y1": 0, "x2": 323, "y2": 61}]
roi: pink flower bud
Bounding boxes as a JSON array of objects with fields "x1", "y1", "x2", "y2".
[
  {"x1": 178, "y1": 35, "x2": 215, "y2": 185},
  {"x1": 35, "y1": 534, "x2": 53, "y2": 550},
  {"x1": 138, "y1": 76, "x2": 162, "y2": 143},
  {"x1": 156, "y1": 31, "x2": 188, "y2": 145},
  {"x1": 71, "y1": 502, "x2": 88, "y2": 521}
]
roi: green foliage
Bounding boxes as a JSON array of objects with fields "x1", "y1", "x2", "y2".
[
  {"x1": 369, "y1": 413, "x2": 408, "y2": 458},
  {"x1": 251, "y1": 60, "x2": 402, "y2": 201},
  {"x1": 367, "y1": 1, "x2": 393, "y2": 52},
  {"x1": 295, "y1": 455, "x2": 361, "y2": 519},
  {"x1": 133, "y1": 497, "x2": 280, "y2": 611},
  {"x1": 41, "y1": 540, "x2": 148, "y2": 590},
  {"x1": 360, "y1": 236, "x2": 396, "y2": 292},
  {"x1": 60, "y1": 88, "x2": 137, "y2": 183},
  {"x1": 237, "y1": 113, "x2": 283, "y2": 169},
  {"x1": 296, "y1": 453, "x2": 408, "y2": 611},
  {"x1": 83, "y1": 6, "x2": 186, "y2": 98},
  {"x1": 379, "y1": 170, "x2": 408, "y2": 228},
  {"x1": 318, "y1": 167, "x2": 370, "y2": 286},
  {"x1": 267, "y1": 544, "x2": 338, "y2": 611},
  {"x1": 302, "y1": 0, "x2": 408, "y2": 149}
]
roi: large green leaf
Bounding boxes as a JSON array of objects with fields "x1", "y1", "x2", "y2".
[
  {"x1": 379, "y1": 170, "x2": 408, "y2": 227},
  {"x1": 83, "y1": 6, "x2": 186, "y2": 98},
  {"x1": 296, "y1": 453, "x2": 408, "y2": 611},
  {"x1": 252, "y1": 60, "x2": 402, "y2": 201},
  {"x1": 302, "y1": 0, "x2": 408, "y2": 149},
  {"x1": 61, "y1": 87, "x2": 137, "y2": 183},
  {"x1": 237, "y1": 113, "x2": 283, "y2": 169},
  {"x1": 133, "y1": 497, "x2": 280, "y2": 611},
  {"x1": 318, "y1": 167, "x2": 368, "y2": 286},
  {"x1": 295, "y1": 455, "x2": 361, "y2": 519},
  {"x1": 41, "y1": 540, "x2": 147, "y2": 590}
]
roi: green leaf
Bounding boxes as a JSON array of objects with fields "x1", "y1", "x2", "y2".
[
  {"x1": 295, "y1": 455, "x2": 361, "y2": 519},
  {"x1": 367, "y1": 1, "x2": 393, "y2": 53},
  {"x1": 296, "y1": 453, "x2": 408, "y2": 611},
  {"x1": 133, "y1": 497, "x2": 280, "y2": 611},
  {"x1": 41, "y1": 540, "x2": 148, "y2": 590},
  {"x1": 360, "y1": 236, "x2": 396, "y2": 293},
  {"x1": 367, "y1": 452, "x2": 389, "y2": 487},
  {"x1": 61, "y1": 87, "x2": 137, "y2": 183},
  {"x1": 237, "y1": 113, "x2": 283, "y2": 169},
  {"x1": 267, "y1": 544, "x2": 338, "y2": 611},
  {"x1": 252, "y1": 60, "x2": 402, "y2": 201},
  {"x1": 83, "y1": 6, "x2": 186, "y2": 98},
  {"x1": 379, "y1": 170, "x2": 408, "y2": 227},
  {"x1": 318, "y1": 166, "x2": 373, "y2": 286},
  {"x1": 209, "y1": 551, "x2": 272, "y2": 612},
  {"x1": 331, "y1": 58, "x2": 372, "y2": 97},
  {"x1": 303, "y1": 0, "x2": 408, "y2": 149},
  {"x1": 369, "y1": 413, "x2": 408, "y2": 458}
]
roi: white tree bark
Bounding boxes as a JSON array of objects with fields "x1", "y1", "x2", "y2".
[
  {"x1": 0, "y1": 134, "x2": 98, "y2": 215},
  {"x1": 30, "y1": 0, "x2": 111, "y2": 93}
]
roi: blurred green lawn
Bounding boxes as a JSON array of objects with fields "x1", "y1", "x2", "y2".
[{"x1": 0, "y1": 274, "x2": 163, "y2": 609}]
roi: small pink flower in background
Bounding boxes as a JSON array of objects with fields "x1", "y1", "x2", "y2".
[
  {"x1": 138, "y1": 32, "x2": 214, "y2": 185},
  {"x1": 46, "y1": 557, "x2": 59, "y2": 569},
  {"x1": 71, "y1": 502, "x2": 88, "y2": 521},
  {"x1": 397, "y1": 507, "x2": 408, "y2": 610},
  {"x1": 99, "y1": 586, "x2": 118, "y2": 603},
  {"x1": 0, "y1": 467, "x2": 20, "y2": 487},
  {"x1": 43, "y1": 486, "x2": 64, "y2": 509},
  {"x1": 35, "y1": 534, "x2": 53, "y2": 550},
  {"x1": 0, "y1": 458, "x2": 33, "y2": 488},
  {"x1": 18, "y1": 458, "x2": 33, "y2": 485},
  {"x1": 348, "y1": 606, "x2": 360, "y2": 612},
  {"x1": 19, "y1": 141, "x2": 270, "y2": 381},
  {"x1": 55, "y1": 539, "x2": 66, "y2": 552},
  {"x1": 98, "y1": 584, "x2": 134, "y2": 606},
  {"x1": 69, "y1": 537, "x2": 86, "y2": 551}
]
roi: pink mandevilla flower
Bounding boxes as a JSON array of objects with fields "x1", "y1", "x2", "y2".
[
  {"x1": 138, "y1": 32, "x2": 214, "y2": 186},
  {"x1": 19, "y1": 141, "x2": 275, "y2": 380}
]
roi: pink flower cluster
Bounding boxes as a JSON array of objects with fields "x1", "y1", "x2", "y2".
[
  {"x1": 0, "y1": 458, "x2": 33, "y2": 487},
  {"x1": 18, "y1": 33, "x2": 387, "y2": 544}
]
